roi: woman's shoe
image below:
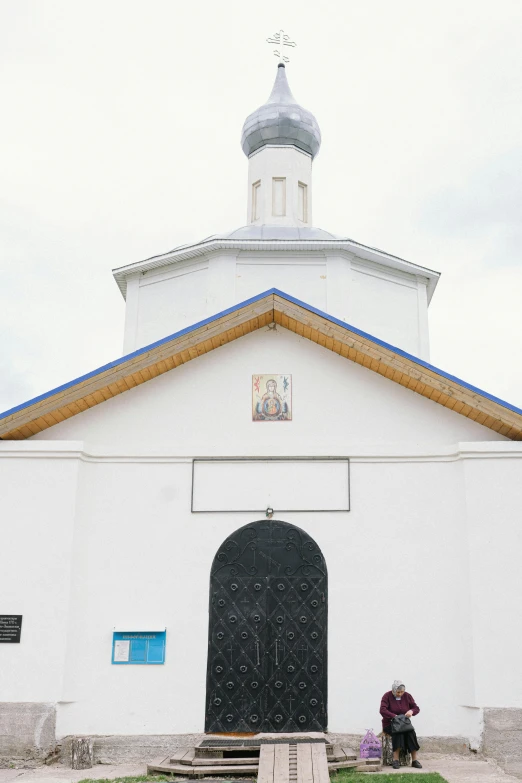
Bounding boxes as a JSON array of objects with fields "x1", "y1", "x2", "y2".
[
  {"x1": 392, "y1": 760, "x2": 400, "y2": 769},
  {"x1": 412, "y1": 760, "x2": 423, "y2": 768}
]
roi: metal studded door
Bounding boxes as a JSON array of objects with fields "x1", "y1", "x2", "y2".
[{"x1": 205, "y1": 520, "x2": 327, "y2": 733}]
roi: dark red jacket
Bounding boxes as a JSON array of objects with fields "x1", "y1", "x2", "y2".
[{"x1": 380, "y1": 691, "x2": 420, "y2": 732}]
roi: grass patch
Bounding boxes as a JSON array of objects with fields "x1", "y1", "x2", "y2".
[
  {"x1": 78, "y1": 777, "x2": 179, "y2": 783},
  {"x1": 77, "y1": 775, "x2": 450, "y2": 783},
  {"x1": 77, "y1": 778, "x2": 254, "y2": 783},
  {"x1": 331, "y1": 774, "x2": 448, "y2": 783}
]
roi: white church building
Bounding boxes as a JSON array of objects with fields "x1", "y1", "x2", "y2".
[{"x1": 1, "y1": 61, "x2": 522, "y2": 775}]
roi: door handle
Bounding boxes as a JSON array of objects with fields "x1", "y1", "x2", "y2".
[{"x1": 255, "y1": 640, "x2": 260, "y2": 667}]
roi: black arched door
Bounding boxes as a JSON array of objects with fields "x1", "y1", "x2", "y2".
[{"x1": 205, "y1": 520, "x2": 327, "y2": 733}]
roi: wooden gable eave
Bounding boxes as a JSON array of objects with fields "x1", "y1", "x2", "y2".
[
  {"x1": 1, "y1": 288, "x2": 522, "y2": 441},
  {"x1": 0, "y1": 296, "x2": 276, "y2": 440},
  {"x1": 272, "y1": 294, "x2": 522, "y2": 440}
]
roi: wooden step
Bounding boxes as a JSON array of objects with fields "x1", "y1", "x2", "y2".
[
  {"x1": 198, "y1": 744, "x2": 260, "y2": 752},
  {"x1": 327, "y1": 745, "x2": 357, "y2": 762},
  {"x1": 151, "y1": 742, "x2": 373, "y2": 779},
  {"x1": 355, "y1": 764, "x2": 383, "y2": 773},
  {"x1": 170, "y1": 747, "x2": 195, "y2": 764},
  {"x1": 328, "y1": 757, "x2": 381, "y2": 771},
  {"x1": 191, "y1": 755, "x2": 260, "y2": 766},
  {"x1": 148, "y1": 757, "x2": 259, "y2": 777}
]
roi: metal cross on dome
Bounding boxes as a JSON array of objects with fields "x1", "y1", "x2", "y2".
[{"x1": 266, "y1": 29, "x2": 296, "y2": 63}]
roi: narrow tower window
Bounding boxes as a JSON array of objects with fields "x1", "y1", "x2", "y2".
[
  {"x1": 252, "y1": 180, "x2": 261, "y2": 222},
  {"x1": 298, "y1": 182, "x2": 308, "y2": 223},
  {"x1": 272, "y1": 178, "x2": 286, "y2": 217}
]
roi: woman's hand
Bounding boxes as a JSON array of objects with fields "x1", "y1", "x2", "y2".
[{"x1": 405, "y1": 710, "x2": 413, "y2": 718}]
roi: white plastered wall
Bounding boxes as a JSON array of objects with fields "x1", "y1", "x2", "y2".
[
  {"x1": 124, "y1": 253, "x2": 430, "y2": 360},
  {"x1": 0, "y1": 452, "x2": 80, "y2": 701},
  {"x1": 463, "y1": 452, "x2": 522, "y2": 709},
  {"x1": 5, "y1": 328, "x2": 520, "y2": 741},
  {"x1": 247, "y1": 146, "x2": 312, "y2": 227},
  {"x1": 35, "y1": 328, "x2": 500, "y2": 453}
]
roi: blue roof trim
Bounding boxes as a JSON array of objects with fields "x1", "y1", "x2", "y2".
[
  {"x1": 1, "y1": 287, "x2": 521, "y2": 424},
  {"x1": 275, "y1": 289, "x2": 522, "y2": 416},
  {"x1": 0, "y1": 289, "x2": 274, "y2": 420}
]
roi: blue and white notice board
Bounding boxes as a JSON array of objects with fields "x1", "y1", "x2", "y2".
[{"x1": 112, "y1": 631, "x2": 166, "y2": 664}]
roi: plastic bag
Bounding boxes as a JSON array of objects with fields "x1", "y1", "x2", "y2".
[{"x1": 360, "y1": 728, "x2": 382, "y2": 759}]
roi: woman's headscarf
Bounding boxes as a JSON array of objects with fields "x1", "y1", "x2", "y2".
[{"x1": 392, "y1": 680, "x2": 405, "y2": 695}]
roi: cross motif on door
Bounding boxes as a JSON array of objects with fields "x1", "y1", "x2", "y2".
[
  {"x1": 225, "y1": 641, "x2": 234, "y2": 664},
  {"x1": 206, "y1": 519, "x2": 327, "y2": 733}
]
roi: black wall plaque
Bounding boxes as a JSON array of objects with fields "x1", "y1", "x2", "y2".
[{"x1": 0, "y1": 615, "x2": 22, "y2": 643}]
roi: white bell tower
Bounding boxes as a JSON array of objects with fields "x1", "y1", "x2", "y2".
[
  {"x1": 241, "y1": 63, "x2": 321, "y2": 228},
  {"x1": 115, "y1": 48, "x2": 438, "y2": 363}
]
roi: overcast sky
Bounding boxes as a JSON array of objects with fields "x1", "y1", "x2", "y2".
[{"x1": 1, "y1": 0, "x2": 521, "y2": 414}]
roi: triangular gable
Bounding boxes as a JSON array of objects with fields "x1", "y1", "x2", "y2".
[{"x1": 1, "y1": 288, "x2": 521, "y2": 440}]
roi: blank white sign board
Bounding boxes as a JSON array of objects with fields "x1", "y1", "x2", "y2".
[{"x1": 192, "y1": 459, "x2": 349, "y2": 512}]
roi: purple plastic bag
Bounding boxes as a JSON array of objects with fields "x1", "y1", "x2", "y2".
[{"x1": 360, "y1": 729, "x2": 382, "y2": 759}]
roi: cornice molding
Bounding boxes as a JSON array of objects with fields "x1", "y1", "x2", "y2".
[{"x1": 113, "y1": 237, "x2": 440, "y2": 302}]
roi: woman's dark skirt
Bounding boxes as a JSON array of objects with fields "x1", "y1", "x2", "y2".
[{"x1": 391, "y1": 728, "x2": 420, "y2": 753}]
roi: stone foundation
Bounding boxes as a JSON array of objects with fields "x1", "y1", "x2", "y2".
[
  {"x1": 8, "y1": 708, "x2": 521, "y2": 772},
  {"x1": 327, "y1": 732, "x2": 471, "y2": 756},
  {"x1": 60, "y1": 733, "x2": 206, "y2": 765},
  {"x1": 57, "y1": 731, "x2": 472, "y2": 766},
  {"x1": 483, "y1": 708, "x2": 522, "y2": 780},
  {"x1": 0, "y1": 703, "x2": 56, "y2": 767}
]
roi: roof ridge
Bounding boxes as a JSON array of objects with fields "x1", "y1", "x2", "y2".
[{"x1": 1, "y1": 288, "x2": 521, "y2": 440}]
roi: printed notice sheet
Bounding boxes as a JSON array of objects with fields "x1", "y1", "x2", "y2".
[{"x1": 113, "y1": 639, "x2": 130, "y2": 662}]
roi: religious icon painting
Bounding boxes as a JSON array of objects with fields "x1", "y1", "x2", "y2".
[{"x1": 252, "y1": 374, "x2": 292, "y2": 422}]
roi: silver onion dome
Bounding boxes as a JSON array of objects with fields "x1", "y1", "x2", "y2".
[{"x1": 241, "y1": 64, "x2": 321, "y2": 159}]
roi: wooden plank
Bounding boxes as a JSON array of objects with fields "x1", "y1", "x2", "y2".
[
  {"x1": 191, "y1": 756, "x2": 259, "y2": 766},
  {"x1": 32, "y1": 415, "x2": 50, "y2": 432},
  {"x1": 311, "y1": 743, "x2": 329, "y2": 783},
  {"x1": 169, "y1": 747, "x2": 191, "y2": 763},
  {"x1": 180, "y1": 748, "x2": 195, "y2": 764},
  {"x1": 147, "y1": 761, "x2": 258, "y2": 776},
  {"x1": 327, "y1": 760, "x2": 365, "y2": 770},
  {"x1": 258, "y1": 744, "x2": 275, "y2": 783},
  {"x1": 2, "y1": 428, "x2": 24, "y2": 439},
  {"x1": 196, "y1": 745, "x2": 260, "y2": 752},
  {"x1": 340, "y1": 746, "x2": 357, "y2": 761},
  {"x1": 147, "y1": 756, "x2": 171, "y2": 772},
  {"x1": 296, "y1": 743, "x2": 313, "y2": 783},
  {"x1": 274, "y1": 743, "x2": 289, "y2": 783}
]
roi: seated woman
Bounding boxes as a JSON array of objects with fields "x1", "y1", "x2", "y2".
[{"x1": 380, "y1": 680, "x2": 422, "y2": 770}]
